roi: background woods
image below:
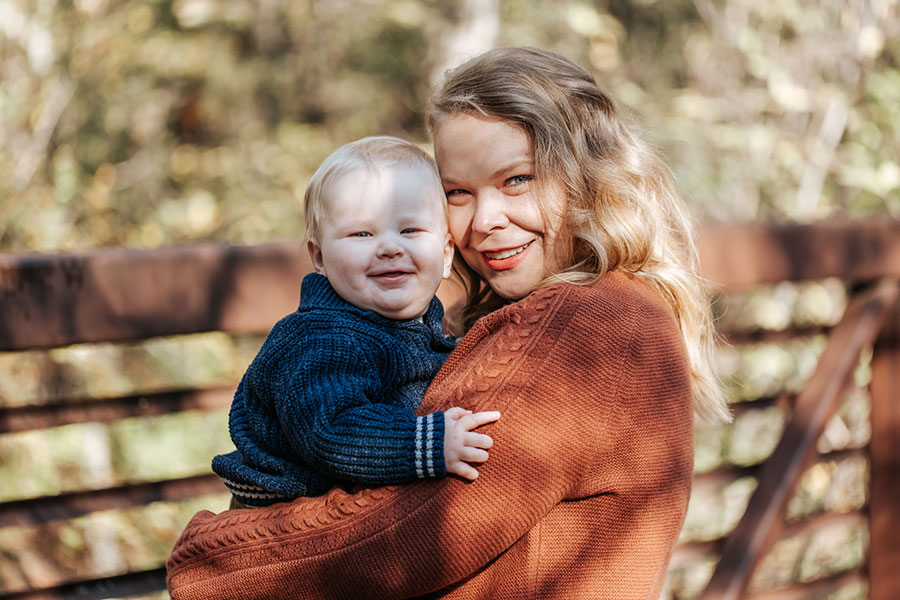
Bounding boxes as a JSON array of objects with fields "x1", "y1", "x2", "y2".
[
  {"x1": 1, "y1": 1, "x2": 898, "y2": 599},
  {"x1": 2, "y1": 0, "x2": 898, "y2": 253}
]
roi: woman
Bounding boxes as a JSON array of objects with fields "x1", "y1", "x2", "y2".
[{"x1": 167, "y1": 46, "x2": 730, "y2": 599}]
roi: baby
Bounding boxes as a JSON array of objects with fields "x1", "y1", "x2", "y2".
[{"x1": 212, "y1": 136, "x2": 499, "y2": 507}]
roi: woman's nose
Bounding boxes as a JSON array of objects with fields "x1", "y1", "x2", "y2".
[{"x1": 471, "y1": 191, "x2": 509, "y2": 234}]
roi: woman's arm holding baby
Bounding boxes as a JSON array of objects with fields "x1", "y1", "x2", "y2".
[{"x1": 167, "y1": 278, "x2": 692, "y2": 599}]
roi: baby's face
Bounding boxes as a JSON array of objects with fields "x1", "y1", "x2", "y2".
[{"x1": 310, "y1": 165, "x2": 453, "y2": 320}]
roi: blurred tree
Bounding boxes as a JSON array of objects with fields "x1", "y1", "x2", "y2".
[{"x1": 0, "y1": 0, "x2": 896, "y2": 253}]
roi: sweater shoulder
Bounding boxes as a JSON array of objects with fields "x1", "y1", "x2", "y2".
[
  {"x1": 568, "y1": 271, "x2": 672, "y2": 319},
  {"x1": 515, "y1": 270, "x2": 677, "y2": 337},
  {"x1": 253, "y1": 311, "x2": 371, "y2": 376}
]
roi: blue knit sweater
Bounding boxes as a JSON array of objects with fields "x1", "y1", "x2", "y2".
[{"x1": 211, "y1": 273, "x2": 457, "y2": 506}]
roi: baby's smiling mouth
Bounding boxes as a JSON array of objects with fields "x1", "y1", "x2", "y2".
[{"x1": 371, "y1": 270, "x2": 412, "y2": 279}]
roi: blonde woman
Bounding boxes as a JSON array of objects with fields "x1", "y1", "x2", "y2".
[{"x1": 167, "y1": 46, "x2": 730, "y2": 599}]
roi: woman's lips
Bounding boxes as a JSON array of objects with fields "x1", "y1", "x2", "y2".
[{"x1": 481, "y1": 241, "x2": 533, "y2": 271}]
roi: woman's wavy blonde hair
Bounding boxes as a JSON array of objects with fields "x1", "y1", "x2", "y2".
[{"x1": 429, "y1": 46, "x2": 730, "y2": 425}]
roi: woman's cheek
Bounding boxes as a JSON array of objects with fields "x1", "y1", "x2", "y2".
[{"x1": 447, "y1": 204, "x2": 473, "y2": 246}]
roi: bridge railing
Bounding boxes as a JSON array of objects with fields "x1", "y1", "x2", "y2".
[{"x1": 1, "y1": 219, "x2": 898, "y2": 599}]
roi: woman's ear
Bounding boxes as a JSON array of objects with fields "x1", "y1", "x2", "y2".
[
  {"x1": 308, "y1": 241, "x2": 326, "y2": 275},
  {"x1": 442, "y1": 234, "x2": 455, "y2": 279}
]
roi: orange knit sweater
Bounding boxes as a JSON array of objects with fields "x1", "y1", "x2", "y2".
[{"x1": 166, "y1": 271, "x2": 694, "y2": 599}]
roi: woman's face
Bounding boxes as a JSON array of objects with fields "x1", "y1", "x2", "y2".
[{"x1": 434, "y1": 113, "x2": 567, "y2": 300}]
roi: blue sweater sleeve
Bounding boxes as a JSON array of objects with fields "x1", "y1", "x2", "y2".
[{"x1": 271, "y1": 332, "x2": 447, "y2": 484}]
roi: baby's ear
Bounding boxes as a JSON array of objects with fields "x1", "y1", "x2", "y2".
[
  {"x1": 442, "y1": 234, "x2": 454, "y2": 279},
  {"x1": 308, "y1": 241, "x2": 326, "y2": 275}
]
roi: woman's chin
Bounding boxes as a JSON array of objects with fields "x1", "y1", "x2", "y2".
[
  {"x1": 484, "y1": 276, "x2": 538, "y2": 300},
  {"x1": 476, "y1": 261, "x2": 546, "y2": 300}
]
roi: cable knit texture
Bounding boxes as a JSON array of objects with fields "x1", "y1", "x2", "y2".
[
  {"x1": 211, "y1": 273, "x2": 456, "y2": 506},
  {"x1": 168, "y1": 271, "x2": 694, "y2": 599}
]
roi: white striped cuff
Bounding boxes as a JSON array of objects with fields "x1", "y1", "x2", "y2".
[{"x1": 414, "y1": 413, "x2": 437, "y2": 479}]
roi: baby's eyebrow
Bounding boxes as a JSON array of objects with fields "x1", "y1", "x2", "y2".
[{"x1": 334, "y1": 221, "x2": 369, "y2": 232}]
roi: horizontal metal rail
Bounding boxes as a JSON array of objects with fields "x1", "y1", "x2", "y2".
[
  {"x1": 697, "y1": 218, "x2": 900, "y2": 289},
  {"x1": 0, "y1": 242, "x2": 313, "y2": 351},
  {"x1": 0, "y1": 474, "x2": 226, "y2": 528},
  {"x1": 0, "y1": 385, "x2": 235, "y2": 434},
  {"x1": 3, "y1": 219, "x2": 899, "y2": 352},
  {"x1": 743, "y1": 569, "x2": 865, "y2": 600},
  {"x1": 0, "y1": 567, "x2": 166, "y2": 600}
]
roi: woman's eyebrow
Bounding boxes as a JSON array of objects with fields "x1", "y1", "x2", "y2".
[
  {"x1": 441, "y1": 161, "x2": 534, "y2": 185},
  {"x1": 493, "y1": 161, "x2": 532, "y2": 178}
]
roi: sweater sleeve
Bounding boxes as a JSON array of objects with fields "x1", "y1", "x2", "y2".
[
  {"x1": 272, "y1": 331, "x2": 446, "y2": 484},
  {"x1": 167, "y1": 278, "x2": 694, "y2": 599}
]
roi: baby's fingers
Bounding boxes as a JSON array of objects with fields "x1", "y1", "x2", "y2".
[
  {"x1": 464, "y1": 431, "x2": 494, "y2": 450},
  {"x1": 448, "y1": 461, "x2": 481, "y2": 481},
  {"x1": 445, "y1": 407, "x2": 473, "y2": 420},
  {"x1": 460, "y1": 410, "x2": 501, "y2": 431},
  {"x1": 459, "y1": 446, "x2": 490, "y2": 464}
]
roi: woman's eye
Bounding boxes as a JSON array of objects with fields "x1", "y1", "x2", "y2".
[
  {"x1": 506, "y1": 174, "x2": 533, "y2": 187},
  {"x1": 445, "y1": 189, "x2": 471, "y2": 205}
]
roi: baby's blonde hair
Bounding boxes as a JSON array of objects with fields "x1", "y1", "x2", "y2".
[
  {"x1": 303, "y1": 136, "x2": 445, "y2": 247},
  {"x1": 429, "y1": 47, "x2": 730, "y2": 425}
]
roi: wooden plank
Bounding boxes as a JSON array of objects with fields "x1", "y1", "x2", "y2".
[
  {"x1": 0, "y1": 567, "x2": 166, "y2": 600},
  {"x1": 698, "y1": 219, "x2": 900, "y2": 289},
  {"x1": 1, "y1": 220, "x2": 898, "y2": 351},
  {"x1": 697, "y1": 277, "x2": 900, "y2": 600},
  {"x1": 869, "y1": 292, "x2": 900, "y2": 600},
  {"x1": 0, "y1": 474, "x2": 226, "y2": 527},
  {"x1": 0, "y1": 385, "x2": 235, "y2": 434}
]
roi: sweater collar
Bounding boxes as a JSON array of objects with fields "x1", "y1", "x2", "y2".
[{"x1": 298, "y1": 273, "x2": 452, "y2": 346}]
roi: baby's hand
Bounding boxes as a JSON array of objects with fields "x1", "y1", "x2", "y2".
[{"x1": 443, "y1": 407, "x2": 501, "y2": 481}]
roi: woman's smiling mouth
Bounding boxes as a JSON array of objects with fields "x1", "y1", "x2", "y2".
[
  {"x1": 481, "y1": 241, "x2": 533, "y2": 270},
  {"x1": 483, "y1": 241, "x2": 533, "y2": 260}
]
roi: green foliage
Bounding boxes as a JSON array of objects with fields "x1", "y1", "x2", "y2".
[{"x1": 2, "y1": 0, "x2": 898, "y2": 254}]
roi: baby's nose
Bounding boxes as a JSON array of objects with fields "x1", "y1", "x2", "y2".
[{"x1": 376, "y1": 238, "x2": 404, "y2": 257}]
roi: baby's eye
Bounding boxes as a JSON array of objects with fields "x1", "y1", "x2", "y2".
[
  {"x1": 350, "y1": 231, "x2": 372, "y2": 237},
  {"x1": 400, "y1": 227, "x2": 422, "y2": 235}
]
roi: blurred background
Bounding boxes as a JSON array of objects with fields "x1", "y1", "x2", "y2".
[
  {"x1": 1, "y1": 0, "x2": 898, "y2": 598},
  {"x1": 2, "y1": 0, "x2": 898, "y2": 254}
]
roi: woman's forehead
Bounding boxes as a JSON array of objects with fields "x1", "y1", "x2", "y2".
[{"x1": 434, "y1": 114, "x2": 533, "y2": 178}]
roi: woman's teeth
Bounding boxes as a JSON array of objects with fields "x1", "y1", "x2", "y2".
[{"x1": 484, "y1": 242, "x2": 531, "y2": 260}]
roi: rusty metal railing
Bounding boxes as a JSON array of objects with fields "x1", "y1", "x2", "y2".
[{"x1": 1, "y1": 219, "x2": 898, "y2": 600}]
